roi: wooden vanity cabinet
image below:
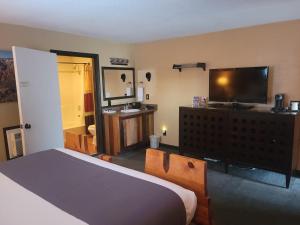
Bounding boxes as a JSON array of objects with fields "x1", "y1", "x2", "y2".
[{"x1": 104, "y1": 111, "x2": 155, "y2": 155}]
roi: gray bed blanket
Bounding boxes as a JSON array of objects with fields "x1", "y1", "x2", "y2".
[{"x1": 0, "y1": 150, "x2": 186, "y2": 225}]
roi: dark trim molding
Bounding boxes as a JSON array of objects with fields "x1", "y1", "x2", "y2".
[
  {"x1": 50, "y1": 49, "x2": 104, "y2": 154},
  {"x1": 101, "y1": 66, "x2": 136, "y2": 101},
  {"x1": 50, "y1": 49, "x2": 98, "y2": 58}
]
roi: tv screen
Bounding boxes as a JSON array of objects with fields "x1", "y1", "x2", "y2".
[{"x1": 209, "y1": 66, "x2": 269, "y2": 103}]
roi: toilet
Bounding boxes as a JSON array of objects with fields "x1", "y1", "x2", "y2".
[{"x1": 88, "y1": 124, "x2": 96, "y2": 145}]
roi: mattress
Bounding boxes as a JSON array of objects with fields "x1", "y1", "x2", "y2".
[{"x1": 0, "y1": 148, "x2": 197, "y2": 225}]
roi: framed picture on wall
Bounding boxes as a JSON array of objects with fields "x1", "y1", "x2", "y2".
[
  {"x1": 3, "y1": 125, "x2": 23, "y2": 160},
  {"x1": 0, "y1": 50, "x2": 17, "y2": 103}
]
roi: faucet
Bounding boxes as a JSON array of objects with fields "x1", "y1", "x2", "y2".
[{"x1": 124, "y1": 103, "x2": 130, "y2": 110}]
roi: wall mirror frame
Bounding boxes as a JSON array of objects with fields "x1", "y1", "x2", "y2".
[{"x1": 102, "y1": 67, "x2": 136, "y2": 101}]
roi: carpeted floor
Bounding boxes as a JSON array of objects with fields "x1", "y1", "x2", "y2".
[{"x1": 112, "y1": 148, "x2": 300, "y2": 225}]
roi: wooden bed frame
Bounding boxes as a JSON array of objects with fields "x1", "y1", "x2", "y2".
[
  {"x1": 145, "y1": 149, "x2": 212, "y2": 225},
  {"x1": 100, "y1": 148, "x2": 212, "y2": 225}
]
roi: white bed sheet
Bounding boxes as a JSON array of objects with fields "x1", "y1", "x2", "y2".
[{"x1": 0, "y1": 148, "x2": 197, "y2": 225}]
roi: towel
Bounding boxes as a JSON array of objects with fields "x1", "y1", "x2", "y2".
[
  {"x1": 84, "y1": 65, "x2": 93, "y2": 92},
  {"x1": 126, "y1": 87, "x2": 132, "y2": 96},
  {"x1": 84, "y1": 93, "x2": 94, "y2": 112},
  {"x1": 137, "y1": 87, "x2": 144, "y2": 102}
]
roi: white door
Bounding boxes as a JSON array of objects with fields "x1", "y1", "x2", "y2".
[{"x1": 13, "y1": 46, "x2": 64, "y2": 155}]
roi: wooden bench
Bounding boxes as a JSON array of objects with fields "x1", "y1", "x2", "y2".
[
  {"x1": 145, "y1": 148, "x2": 213, "y2": 225},
  {"x1": 65, "y1": 131, "x2": 97, "y2": 155},
  {"x1": 97, "y1": 148, "x2": 213, "y2": 225}
]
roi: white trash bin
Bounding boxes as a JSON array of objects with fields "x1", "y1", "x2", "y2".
[{"x1": 150, "y1": 135, "x2": 160, "y2": 149}]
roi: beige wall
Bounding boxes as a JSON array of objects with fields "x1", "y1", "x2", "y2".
[
  {"x1": 134, "y1": 20, "x2": 300, "y2": 146},
  {"x1": 0, "y1": 22, "x2": 134, "y2": 161},
  {"x1": 2, "y1": 20, "x2": 300, "y2": 160}
]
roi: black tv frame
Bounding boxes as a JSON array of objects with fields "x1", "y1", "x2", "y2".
[{"x1": 209, "y1": 66, "x2": 269, "y2": 104}]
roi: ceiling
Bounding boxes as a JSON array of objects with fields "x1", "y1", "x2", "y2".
[{"x1": 0, "y1": 0, "x2": 300, "y2": 43}]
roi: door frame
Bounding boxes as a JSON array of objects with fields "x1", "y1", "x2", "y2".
[{"x1": 50, "y1": 49, "x2": 104, "y2": 154}]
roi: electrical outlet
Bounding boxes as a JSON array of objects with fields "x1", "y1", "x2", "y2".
[{"x1": 146, "y1": 94, "x2": 149, "y2": 100}]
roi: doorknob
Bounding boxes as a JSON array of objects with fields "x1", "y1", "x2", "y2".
[{"x1": 24, "y1": 123, "x2": 31, "y2": 129}]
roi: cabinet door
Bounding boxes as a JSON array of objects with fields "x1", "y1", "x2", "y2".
[
  {"x1": 179, "y1": 108, "x2": 228, "y2": 159},
  {"x1": 264, "y1": 115, "x2": 294, "y2": 170},
  {"x1": 122, "y1": 116, "x2": 143, "y2": 147},
  {"x1": 228, "y1": 112, "x2": 294, "y2": 171}
]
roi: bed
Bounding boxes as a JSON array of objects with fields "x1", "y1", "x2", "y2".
[{"x1": 0, "y1": 148, "x2": 212, "y2": 225}]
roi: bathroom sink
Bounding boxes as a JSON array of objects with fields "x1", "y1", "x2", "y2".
[{"x1": 120, "y1": 109, "x2": 140, "y2": 113}]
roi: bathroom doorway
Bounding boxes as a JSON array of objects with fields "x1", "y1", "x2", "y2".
[{"x1": 51, "y1": 50, "x2": 103, "y2": 155}]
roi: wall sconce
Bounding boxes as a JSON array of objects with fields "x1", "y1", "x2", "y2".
[
  {"x1": 121, "y1": 73, "x2": 126, "y2": 82},
  {"x1": 146, "y1": 72, "x2": 151, "y2": 82},
  {"x1": 162, "y1": 126, "x2": 167, "y2": 136}
]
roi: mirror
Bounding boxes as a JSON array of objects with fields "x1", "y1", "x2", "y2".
[{"x1": 102, "y1": 67, "x2": 135, "y2": 100}]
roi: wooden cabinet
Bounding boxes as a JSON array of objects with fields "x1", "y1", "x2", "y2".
[
  {"x1": 227, "y1": 112, "x2": 295, "y2": 172},
  {"x1": 103, "y1": 114, "x2": 120, "y2": 155},
  {"x1": 104, "y1": 111, "x2": 155, "y2": 156},
  {"x1": 64, "y1": 127, "x2": 97, "y2": 155},
  {"x1": 179, "y1": 106, "x2": 300, "y2": 188}
]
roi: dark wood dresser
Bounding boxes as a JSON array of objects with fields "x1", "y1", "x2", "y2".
[{"x1": 179, "y1": 106, "x2": 300, "y2": 188}]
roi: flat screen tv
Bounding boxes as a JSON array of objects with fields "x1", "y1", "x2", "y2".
[{"x1": 209, "y1": 66, "x2": 269, "y2": 103}]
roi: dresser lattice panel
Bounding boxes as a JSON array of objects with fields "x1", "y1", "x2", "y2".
[
  {"x1": 179, "y1": 106, "x2": 300, "y2": 188},
  {"x1": 180, "y1": 108, "x2": 227, "y2": 159},
  {"x1": 228, "y1": 112, "x2": 293, "y2": 170}
]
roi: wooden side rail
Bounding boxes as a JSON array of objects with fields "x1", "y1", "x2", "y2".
[{"x1": 145, "y1": 148, "x2": 213, "y2": 225}]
